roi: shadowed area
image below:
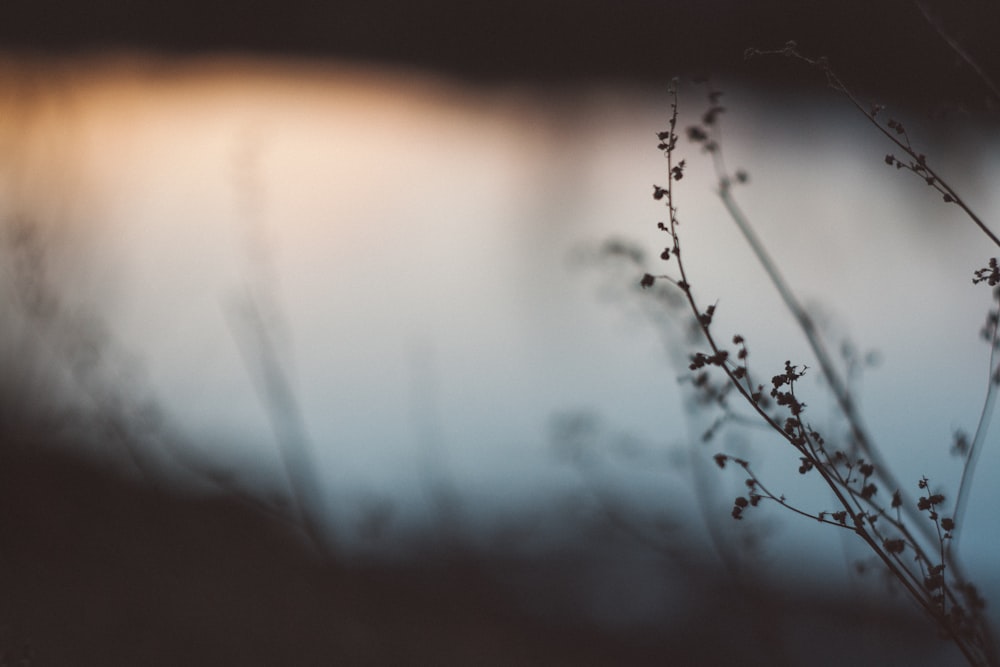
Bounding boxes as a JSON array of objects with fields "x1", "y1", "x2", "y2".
[
  {"x1": 3, "y1": 0, "x2": 1000, "y2": 111},
  {"x1": 0, "y1": 427, "x2": 957, "y2": 666}
]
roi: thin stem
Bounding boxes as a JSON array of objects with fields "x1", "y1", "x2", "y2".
[
  {"x1": 750, "y1": 45, "x2": 1000, "y2": 249},
  {"x1": 714, "y1": 173, "x2": 936, "y2": 545},
  {"x1": 740, "y1": 461, "x2": 856, "y2": 530},
  {"x1": 913, "y1": 0, "x2": 1000, "y2": 104},
  {"x1": 953, "y1": 291, "x2": 1000, "y2": 549},
  {"x1": 227, "y1": 290, "x2": 334, "y2": 559},
  {"x1": 652, "y1": 84, "x2": 995, "y2": 665}
]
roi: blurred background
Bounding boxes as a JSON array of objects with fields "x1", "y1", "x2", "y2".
[{"x1": 2, "y1": 1, "x2": 999, "y2": 664}]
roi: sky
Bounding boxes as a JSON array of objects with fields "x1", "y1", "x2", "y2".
[
  {"x1": 2, "y1": 5, "x2": 1000, "y2": 648},
  {"x1": 2, "y1": 51, "x2": 998, "y2": 576}
]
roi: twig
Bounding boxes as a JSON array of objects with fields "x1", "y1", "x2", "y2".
[
  {"x1": 913, "y1": 1, "x2": 1000, "y2": 104},
  {"x1": 644, "y1": 82, "x2": 996, "y2": 666},
  {"x1": 227, "y1": 290, "x2": 334, "y2": 559},
  {"x1": 697, "y1": 111, "x2": 938, "y2": 547},
  {"x1": 747, "y1": 43, "x2": 1000, "y2": 248},
  {"x1": 952, "y1": 289, "x2": 1000, "y2": 550}
]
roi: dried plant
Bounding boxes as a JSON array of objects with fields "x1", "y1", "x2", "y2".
[{"x1": 636, "y1": 42, "x2": 1000, "y2": 665}]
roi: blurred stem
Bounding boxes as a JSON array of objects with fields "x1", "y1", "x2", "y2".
[
  {"x1": 952, "y1": 290, "x2": 1000, "y2": 551},
  {"x1": 712, "y1": 171, "x2": 936, "y2": 548},
  {"x1": 913, "y1": 1, "x2": 1000, "y2": 104},
  {"x1": 704, "y1": 110, "x2": 994, "y2": 665},
  {"x1": 228, "y1": 290, "x2": 334, "y2": 559}
]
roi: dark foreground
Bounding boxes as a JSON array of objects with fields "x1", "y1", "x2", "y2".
[{"x1": 0, "y1": 430, "x2": 963, "y2": 666}]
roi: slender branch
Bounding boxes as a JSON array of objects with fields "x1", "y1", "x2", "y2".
[
  {"x1": 747, "y1": 44, "x2": 1000, "y2": 249},
  {"x1": 913, "y1": 0, "x2": 1000, "y2": 104},
  {"x1": 647, "y1": 83, "x2": 996, "y2": 666},
  {"x1": 709, "y1": 148, "x2": 936, "y2": 546},
  {"x1": 226, "y1": 290, "x2": 334, "y2": 559},
  {"x1": 694, "y1": 83, "x2": 988, "y2": 593},
  {"x1": 952, "y1": 290, "x2": 1000, "y2": 549},
  {"x1": 735, "y1": 459, "x2": 857, "y2": 530}
]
